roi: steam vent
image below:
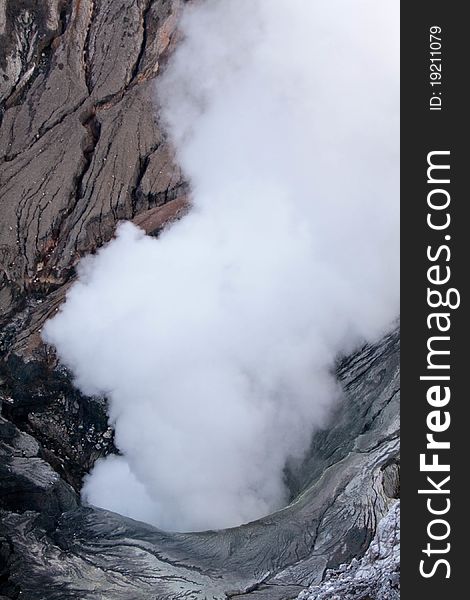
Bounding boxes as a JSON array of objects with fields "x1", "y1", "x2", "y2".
[{"x1": 1, "y1": 1, "x2": 400, "y2": 599}]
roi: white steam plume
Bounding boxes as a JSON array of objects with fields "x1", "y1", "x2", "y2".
[{"x1": 43, "y1": 0, "x2": 399, "y2": 532}]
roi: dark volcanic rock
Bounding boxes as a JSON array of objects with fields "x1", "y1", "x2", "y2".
[
  {"x1": 0, "y1": 0, "x2": 188, "y2": 501},
  {"x1": 0, "y1": 349, "x2": 115, "y2": 491},
  {"x1": 0, "y1": 415, "x2": 77, "y2": 517}
]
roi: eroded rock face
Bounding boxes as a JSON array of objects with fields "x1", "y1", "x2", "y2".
[{"x1": 0, "y1": 0, "x2": 186, "y2": 327}]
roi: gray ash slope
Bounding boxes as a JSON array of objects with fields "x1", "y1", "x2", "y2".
[
  {"x1": 1, "y1": 2, "x2": 399, "y2": 598},
  {"x1": 0, "y1": 329, "x2": 399, "y2": 599},
  {"x1": 298, "y1": 501, "x2": 400, "y2": 600}
]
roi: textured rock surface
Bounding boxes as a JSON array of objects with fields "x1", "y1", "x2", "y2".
[
  {"x1": 0, "y1": 355, "x2": 115, "y2": 490},
  {"x1": 298, "y1": 502, "x2": 400, "y2": 600},
  {"x1": 1, "y1": 2, "x2": 400, "y2": 598},
  {"x1": 1, "y1": 0, "x2": 188, "y2": 493},
  {"x1": 0, "y1": 0, "x2": 187, "y2": 329},
  {"x1": 0, "y1": 414, "x2": 77, "y2": 516}
]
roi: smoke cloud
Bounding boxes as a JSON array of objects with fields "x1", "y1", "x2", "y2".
[{"x1": 43, "y1": 0, "x2": 399, "y2": 532}]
